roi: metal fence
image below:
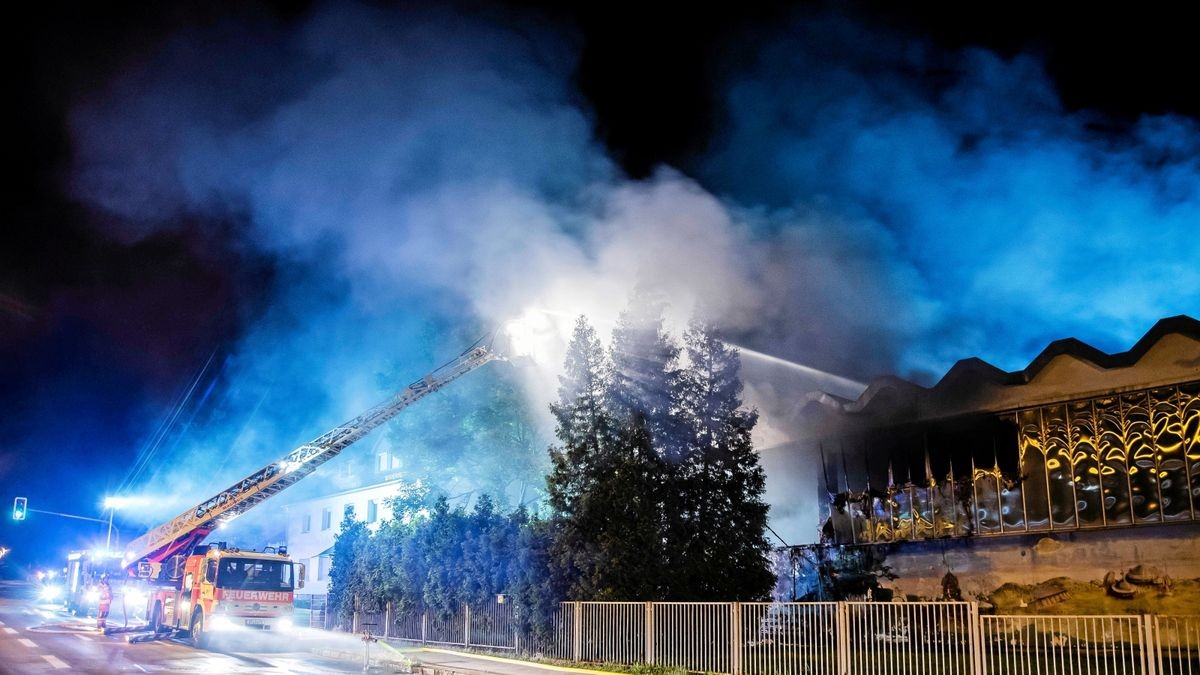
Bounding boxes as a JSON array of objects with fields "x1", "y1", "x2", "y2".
[
  {"x1": 845, "y1": 601, "x2": 975, "y2": 675},
  {"x1": 294, "y1": 593, "x2": 328, "y2": 629},
  {"x1": 1153, "y1": 616, "x2": 1200, "y2": 675},
  {"x1": 349, "y1": 599, "x2": 1200, "y2": 675},
  {"x1": 741, "y1": 601, "x2": 838, "y2": 675},
  {"x1": 523, "y1": 602, "x2": 572, "y2": 660},
  {"x1": 981, "y1": 614, "x2": 1146, "y2": 675}
]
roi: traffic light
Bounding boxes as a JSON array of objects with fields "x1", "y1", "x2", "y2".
[{"x1": 12, "y1": 497, "x2": 27, "y2": 521}]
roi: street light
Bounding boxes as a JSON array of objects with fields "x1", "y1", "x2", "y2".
[
  {"x1": 102, "y1": 496, "x2": 142, "y2": 553},
  {"x1": 102, "y1": 494, "x2": 129, "y2": 552}
]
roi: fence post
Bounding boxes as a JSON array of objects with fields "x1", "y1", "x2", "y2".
[
  {"x1": 572, "y1": 601, "x2": 583, "y2": 663},
  {"x1": 465, "y1": 603, "x2": 472, "y2": 647},
  {"x1": 384, "y1": 601, "x2": 392, "y2": 639},
  {"x1": 836, "y1": 602, "x2": 849, "y2": 675},
  {"x1": 421, "y1": 611, "x2": 427, "y2": 644},
  {"x1": 644, "y1": 602, "x2": 655, "y2": 665},
  {"x1": 1142, "y1": 614, "x2": 1158, "y2": 675},
  {"x1": 968, "y1": 601, "x2": 982, "y2": 675},
  {"x1": 514, "y1": 612, "x2": 521, "y2": 654},
  {"x1": 352, "y1": 596, "x2": 359, "y2": 633},
  {"x1": 730, "y1": 602, "x2": 742, "y2": 675}
]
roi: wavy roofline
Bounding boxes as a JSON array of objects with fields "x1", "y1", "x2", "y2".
[{"x1": 823, "y1": 315, "x2": 1200, "y2": 415}]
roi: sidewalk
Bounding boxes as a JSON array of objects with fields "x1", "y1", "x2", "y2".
[{"x1": 308, "y1": 634, "x2": 610, "y2": 675}]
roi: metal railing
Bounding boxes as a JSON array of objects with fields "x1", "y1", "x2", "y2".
[
  {"x1": 845, "y1": 601, "x2": 975, "y2": 675},
  {"x1": 980, "y1": 614, "x2": 1146, "y2": 675},
  {"x1": 1153, "y1": 615, "x2": 1200, "y2": 675},
  {"x1": 654, "y1": 602, "x2": 731, "y2": 673},
  {"x1": 348, "y1": 598, "x2": 1199, "y2": 675},
  {"x1": 522, "y1": 602, "x2": 573, "y2": 660},
  {"x1": 742, "y1": 601, "x2": 839, "y2": 675}
]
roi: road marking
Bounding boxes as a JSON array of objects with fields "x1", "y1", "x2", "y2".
[
  {"x1": 134, "y1": 665, "x2": 148, "y2": 672},
  {"x1": 75, "y1": 633, "x2": 92, "y2": 641},
  {"x1": 41, "y1": 655, "x2": 70, "y2": 670},
  {"x1": 4, "y1": 627, "x2": 19, "y2": 634},
  {"x1": 18, "y1": 638, "x2": 38, "y2": 648}
]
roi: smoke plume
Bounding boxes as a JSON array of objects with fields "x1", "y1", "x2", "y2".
[{"x1": 67, "y1": 4, "x2": 1200, "y2": 544}]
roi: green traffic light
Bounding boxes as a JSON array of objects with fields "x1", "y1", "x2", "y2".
[{"x1": 12, "y1": 497, "x2": 27, "y2": 521}]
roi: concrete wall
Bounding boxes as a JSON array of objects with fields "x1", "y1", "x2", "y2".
[{"x1": 877, "y1": 523, "x2": 1200, "y2": 611}]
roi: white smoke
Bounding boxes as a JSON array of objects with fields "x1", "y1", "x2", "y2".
[{"x1": 67, "y1": 4, "x2": 1200, "y2": 546}]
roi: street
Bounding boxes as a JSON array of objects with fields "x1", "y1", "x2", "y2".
[{"x1": 0, "y1": 581, "x2": 369, "y2": 674}]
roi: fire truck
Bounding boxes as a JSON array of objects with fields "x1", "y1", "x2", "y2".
[
  {"x1": 63, "y1": 549, "x2": 139, "y2": 620},
  {"x1": 112, "y1": 337, "x2": 501, "y2": 647}
]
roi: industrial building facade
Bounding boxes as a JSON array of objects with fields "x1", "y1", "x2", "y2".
[{"x1": 783, "y1": 316, "x2": 1200, "y2": 608}]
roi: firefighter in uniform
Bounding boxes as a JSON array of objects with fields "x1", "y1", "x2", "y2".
[{"x1": 96, "y1": 576, "x2": 112, "y2": 630}]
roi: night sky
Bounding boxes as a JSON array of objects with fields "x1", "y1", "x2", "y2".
[{"x1": 4, "y1": 1, "x2": 1199, "y2": 571}]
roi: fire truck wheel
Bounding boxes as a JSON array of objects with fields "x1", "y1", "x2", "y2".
[
  {"x1": 189, "y1": 609, "x2": 209, "y2": 649},
  {"x1": 149, "y1": 602, "x2": 162, "y2": 632}
]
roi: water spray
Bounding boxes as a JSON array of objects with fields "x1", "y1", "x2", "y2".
[{"x1": 729, "y1": 344, "x2": 867, "y2": 397}]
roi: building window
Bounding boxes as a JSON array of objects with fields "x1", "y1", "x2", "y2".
[
  {"x1": 301, "y1": 513, "x2": 311, "y2": 533},
  {"x1": 367, "y1": 500, "x2": 378, "y2": 524},
  {"x1": 321, "y1": 507, "x2": 331, "y2": 531},
  {"x1": 313, "y1": 555, "x2": 327, "y2": 581},
  {"x1": 376, "y1": 450, "x2": 401, "y2": 473}
]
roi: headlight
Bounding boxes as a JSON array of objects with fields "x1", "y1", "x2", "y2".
[
  {"x1": 276, "y1": 618, "x2": 293, "y2": 632},
  {"x1": 40, "y1": 585, "x2": 63, "y2": 602},
  {"x1": 208, "y1": 615, "x2": 236, "y2": 632},
  {"x1": 86, "y1": 589, "x2": 100, "y2": 603}
]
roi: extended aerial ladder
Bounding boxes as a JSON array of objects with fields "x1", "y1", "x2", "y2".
[{"x1": 120, "y1": 335, "x2": 502, "y2": 573}]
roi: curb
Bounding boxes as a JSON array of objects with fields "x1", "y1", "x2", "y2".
[
  {"x1": 311, "y1": 646, "x2": 411, "y2": 672},
  {"x1": 401, "y1": 646, "x2": 611, "y2": 674},
  {"x1": 312, "y1": 642, "x2": 612, "y2": 675}
]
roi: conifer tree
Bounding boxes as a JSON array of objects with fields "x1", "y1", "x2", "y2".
[
  {"x1": 607, "y1": 291, "x2": 683, "y2": 598},
  {"x1": 507, "y1": 512, "x2": 563, "y2": 642},
  {"x1": 546, "y1": 316, "x2": 616, "y2": 599},
  {"x1": 608, "y1": 288, "x2": 680, "y2": 453},
  {"x1": 460, "y1": 494, "x2": 516, "y2": 607},
  {"x1": 421, "y1": 496, "x2": 467, "y2": 618},
  {"x1": 328, "y1": 509, "x2": 370, "y2": 626},
  {"x1": 675, "y1": 319, "x2": 774, "y2": 600},
  {"x1": 593, "y1": 410, "x2": 666, "y2": 599}
]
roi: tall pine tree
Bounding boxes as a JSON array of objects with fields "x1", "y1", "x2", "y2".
[
  {"x1": 546, "y1": 317, "x2": 616, "y2": 599},
  {"x1": 608, "y1": 288, "x2": 680, "y2": 456},
  {"x1": 675, "y1": 319, "x2": 774, "y2": 600},
  {"x1": 607, "y1": 290, "x2": 682, "y2": 598}
]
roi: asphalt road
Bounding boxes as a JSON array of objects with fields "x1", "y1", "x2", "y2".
[{"x1": 0, "y1": 581, "x2": 367, "y2": 674}]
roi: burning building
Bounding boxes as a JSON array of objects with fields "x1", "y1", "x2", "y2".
[{"x1": 776, "y1": 315, "x2": 1200, "y2": 610}]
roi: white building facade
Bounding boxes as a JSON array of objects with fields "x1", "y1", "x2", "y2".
[{"x1": 285, "y1": 478, "x2": 407, "y2": 599}]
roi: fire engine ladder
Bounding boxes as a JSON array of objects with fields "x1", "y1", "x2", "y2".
[{"x1": 121, "y1": 335, "x2": 502, "y2": 570}]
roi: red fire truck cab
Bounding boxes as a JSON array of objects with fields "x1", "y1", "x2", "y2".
[{"x1": 147, "y1": 543, "x2": 304, "y2": 648}]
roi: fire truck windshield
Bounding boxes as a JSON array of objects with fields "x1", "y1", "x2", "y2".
[{"x1": 216, "y1": 559, "x2": 293, "y2": 591}]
